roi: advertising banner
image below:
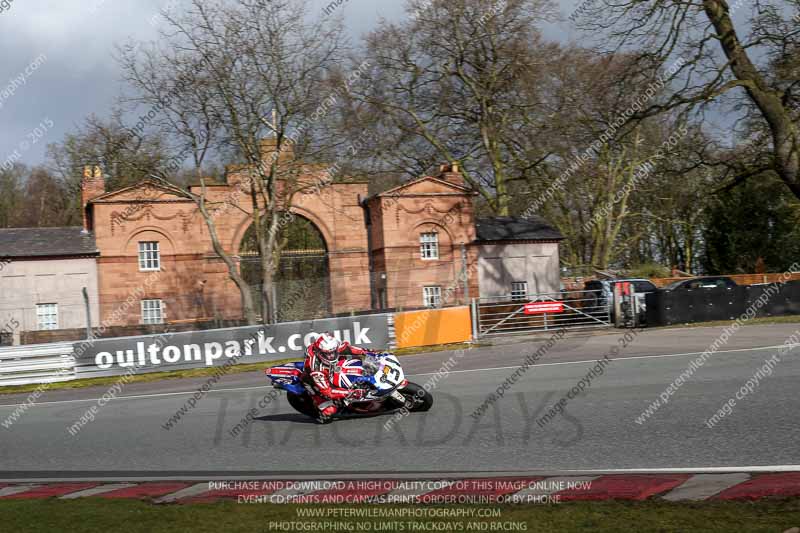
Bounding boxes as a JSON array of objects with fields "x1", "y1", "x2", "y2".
[{"x1": 73, "y1": 315, "x2": 391, "y2": 377}]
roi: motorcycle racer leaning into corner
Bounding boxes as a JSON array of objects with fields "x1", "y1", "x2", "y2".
[{"x1": 302, "y1": 332, "x2": 369, "y2": 421}]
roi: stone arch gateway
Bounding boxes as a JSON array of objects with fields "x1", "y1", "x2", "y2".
[
  {"x1": 239, "y1": 213, "x2": 332, "y2": 321},
  {"x1": 82, "y1": 156, "x2": 487, "y2": 328}
]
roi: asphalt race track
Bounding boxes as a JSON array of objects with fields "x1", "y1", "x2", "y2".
[{"x1": 1, "y1": 323, "x2": 799, "y2": 477}]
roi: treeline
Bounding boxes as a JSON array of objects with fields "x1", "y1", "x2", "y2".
[
  {"x1": 2, "y1": 0, "x2": 799, "y2": 277},
  {"x1": 0, "y1": 164, "x2": 77, "y2": 228}
]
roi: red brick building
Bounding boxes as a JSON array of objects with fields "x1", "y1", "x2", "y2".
[
  {"x1": 366, "y1": 164, "x2": 479, "y2": 310},
  {"x1": 81, "y1": 150, "x2": 485, "y2": 326}
]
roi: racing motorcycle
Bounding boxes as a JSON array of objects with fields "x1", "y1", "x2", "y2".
[{"x1": 265, "y1": 351, "x2": 433, "y2": 424}]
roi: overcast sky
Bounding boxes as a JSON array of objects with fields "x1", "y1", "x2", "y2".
[{"x1": 0, "y1": 0, "x2": 580, "y2": 170}]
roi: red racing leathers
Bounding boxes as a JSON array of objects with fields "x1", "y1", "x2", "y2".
[{"x1": 303, "y1": 337, "x2": 368, "y2": 416}]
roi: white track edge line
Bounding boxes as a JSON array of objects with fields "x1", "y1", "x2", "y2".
[{"x1": 1, "y1": 343, "x2": 797, "y2": 409}]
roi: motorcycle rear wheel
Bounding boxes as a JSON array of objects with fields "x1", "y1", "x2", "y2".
[{"x1": 286, "y1": 392, "x2": 319, "y2": 417}]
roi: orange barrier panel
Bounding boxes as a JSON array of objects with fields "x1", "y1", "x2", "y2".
[{"x1": 393, "y1": 306, "x2": 472, "y2": 349}]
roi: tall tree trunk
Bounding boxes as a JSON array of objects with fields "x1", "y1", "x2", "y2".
[
  {"x1": 703, "y1": 0, "x2": 800, "y2": 200},
  {"x1": 495, "y1": 172, "x2": 510, "y2": 216},
  {"x1": 197, "y1": 207, "x2": 259, "y2": 325},
  {"x1": 261, "y1": 261, "x2": 276, "y2": 324}
]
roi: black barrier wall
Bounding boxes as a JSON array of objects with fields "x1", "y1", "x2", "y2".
[
  {"x1": 645, "y1": 281, "x2": 800, "y2": 326},
  {"x1": 73, "y1": 314, "x2": 392, "y2": 378}
]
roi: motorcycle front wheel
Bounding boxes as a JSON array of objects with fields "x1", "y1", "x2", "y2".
[{"x1": 392, "y1": 382, "x2": 433, "y2": 412}]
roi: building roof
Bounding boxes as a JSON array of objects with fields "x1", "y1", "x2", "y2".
[
  {"x1": 476, "y1": 216, "x2": 564, "y2": 242},
  {"x1": 375, "y1": 176, "x2": 474, "y2": 198},
  {"x1": 0, "y1": 227, "x2": 99, "y2": 258},
  {"x1": 88, "y1": 179, "x2": 190, "y2": 203}
]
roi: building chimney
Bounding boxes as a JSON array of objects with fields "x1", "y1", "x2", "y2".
[
  {"x1": 438, "y1": 161, "x2": 466, "y2": 187},
  {"x1": 81, "y1": 165, "x2": 105, "y2": 231}
]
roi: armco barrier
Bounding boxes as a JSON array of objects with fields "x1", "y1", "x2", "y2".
[
  {"x1": 0, "y1": 343, "x2": 76, "y2": 387},
  {"x1": 1, "y1": 315, "x2": 391, "y2": 386},
  {"x1": 645, "y1": 281, "x2": 800, "y2": 326},
  {"x1": 393, "y1": 306, "x2": 472, "y2": 349}
]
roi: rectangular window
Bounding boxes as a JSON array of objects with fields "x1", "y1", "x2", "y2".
[
  {"x1": 141, "y1": 299, "x2": 164, "y2": 325},
  {"x1": 36, "y1": 303, "x2": 58, "y2": 331},
  {"x1": 138, "y1": 242, "x2": 161, "y2": 271},
  {"x1": 633, "y1": 281, "x2": 657, "y2": 293},
  {"x1": 423, "y1": 286, "x2": 442, "y2": 308},
  {"x1": 420, "y1": 232, "x2": 439, "y2": 260},
  {"x1": 511, "y1": 281, "x2": 528, "y2": 301}
]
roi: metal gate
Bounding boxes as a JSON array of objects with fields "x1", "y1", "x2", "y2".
[{"x1": 472, "y1": 290, "x2": 612, "y2": 338}]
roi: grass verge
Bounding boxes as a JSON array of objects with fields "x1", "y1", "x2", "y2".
[{"x1": 2, "y1": 500, "x2": 800, "y2": 533}]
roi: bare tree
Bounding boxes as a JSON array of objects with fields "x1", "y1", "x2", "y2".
[
  {"x1": 0, "y1": 164, "x2": 27, "y2": 228},
  {"x1": 507, "y1": 47, "x2": 691, "y2": 270},
  {"x1": 118, "y1": 0, "x2": 348, "y2": 324},
  {"x1": 577, "y1": 0, "x2": 800, "y2": 200},
  {"x1": 351, "y1": 0, "x2": 558, "y2": 215},
  {"x1": 45, "y1": 111, "x2": 170, "y2": 221},
  {"x1": 116, "y1": 24, "x2": 261, "y2": 324}
]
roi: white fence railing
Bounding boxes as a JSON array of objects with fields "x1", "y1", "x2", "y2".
[
  {"x1": 472, "y1": 290, "x2": 612, "y2": 337},
  {"x1": 0, "y1": 343, "x2": 76, "y2": 387}
]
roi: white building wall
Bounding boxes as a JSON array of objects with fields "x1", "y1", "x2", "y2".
[
  {"x1": 0, "y1": 257, "x2": 99, "y2": 345},
  {"x1": 477, "y1": 242, "x2": 561, "y2": 298}
]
